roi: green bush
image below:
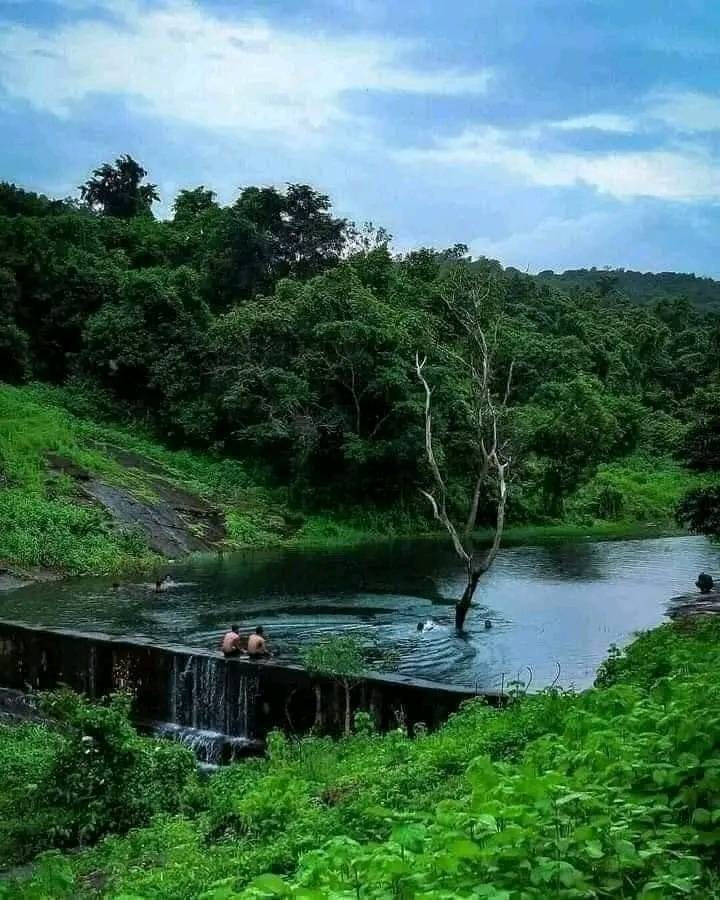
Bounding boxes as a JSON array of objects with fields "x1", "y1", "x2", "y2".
[
  {"x1": 567, "y1": 455, "x2": 699, "y2": 525},
  {"x1": 0, "y1": 691, "x2": 196, "y2": 866}
]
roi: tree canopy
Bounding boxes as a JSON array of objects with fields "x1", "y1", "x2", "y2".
[{"x1": 1, "y1": 158, "x2": 719, "y2": 526}]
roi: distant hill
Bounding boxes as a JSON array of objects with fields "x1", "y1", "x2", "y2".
[{"x1": 525, "y1": 267, "x2": 720, "y2": 313}]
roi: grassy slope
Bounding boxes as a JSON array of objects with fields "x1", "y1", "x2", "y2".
[
  {"x1": 3, "y1": 619, "x2": 720, "y2": 897},
  {"x1": 0, "y1": 383, "x2": 283, "y2": 575},
  {"x1": 0, "y1": 382, "x2": 710, "y2": 575}
]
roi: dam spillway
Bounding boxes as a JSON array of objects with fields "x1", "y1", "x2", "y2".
[{"x1": 0, "y1": 620, "x2": 491, "y2": 760}]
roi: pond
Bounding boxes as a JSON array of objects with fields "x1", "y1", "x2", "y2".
[{"x1": 1, "y1": 535, "x2": 717, "y2": 691}]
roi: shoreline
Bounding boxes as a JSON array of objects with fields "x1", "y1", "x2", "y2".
[{"x1": 0, "y1": 520, "x2": 686, "y2": 590}]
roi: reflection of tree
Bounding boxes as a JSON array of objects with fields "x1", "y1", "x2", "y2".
[
  {"x1": 182, "y1": 543, "x2": 460, "y2": 604},
  {"x1": 534, "y1": 542, "x2": 606, "y2": 581}
]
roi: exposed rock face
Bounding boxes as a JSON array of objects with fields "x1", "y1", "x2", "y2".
[
  {"x1": 667, "y1": 591, "x2": 720, "y2": 618},
  {"x1": 80, "y1": 480, "x2": 224, "y2": 557},
  {"x1": 46, "y1": 452, "x2": 226, "y2": 558}
]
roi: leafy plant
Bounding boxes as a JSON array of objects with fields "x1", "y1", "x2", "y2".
[{"x1": 302, "y1": 636, "x2": 367, "y2": 736}]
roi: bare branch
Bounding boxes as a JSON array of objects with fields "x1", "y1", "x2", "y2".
[
  {"x1": 415, "y1": 352, "x2": 470, "y2": 566},
  {"x1": 415, "y1": 276, "x2": 513, "y2": 630},
  {"x1": 502, "y1": 360, "x2": 515, "y2": 409}
]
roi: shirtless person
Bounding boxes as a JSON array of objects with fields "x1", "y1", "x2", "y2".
[
  {"x1": 221, "y1": 625, "x2": 243, "y2": 657},
  {"x1": 154, "y1": 575, "x2": 172, "y2": 593},
  {"x1": 247, "y1": 626, "x2": 272, "y2": 659}
]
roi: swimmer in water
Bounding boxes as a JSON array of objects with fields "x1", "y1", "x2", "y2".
[
  {"x1": 484, "y1": 619, "x2": 492, "y2": 630},
  {"x1": 154, "y1": 574, "x2": 172, "y2": 592}
]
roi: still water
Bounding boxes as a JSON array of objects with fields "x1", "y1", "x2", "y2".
[{"x1": 1, "y1": 535, "x2": 717, "y2": 691}]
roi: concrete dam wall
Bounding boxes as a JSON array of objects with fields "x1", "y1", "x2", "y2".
[{"x1": 0, "y1": 620, "x2": 495, "y2": 763}]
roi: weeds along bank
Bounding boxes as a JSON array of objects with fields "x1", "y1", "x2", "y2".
[
  {"x1": 0, "y1": 382, "x2": 704, "y2": 578},
  {"x1": 2, "y1": 618, "x2": 720, "y2": 897}
]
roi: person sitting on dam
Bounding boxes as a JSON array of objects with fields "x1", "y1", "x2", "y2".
[
  {"x1": 247, "y1": 626, "x2": 272, "y2": 659},
  {"x1": 221, "y1": 625, "x2": 244, "y2": 657}
]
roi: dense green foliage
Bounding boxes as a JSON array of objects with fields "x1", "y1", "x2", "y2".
[
  {"x1": 533, "y1": 266, "x2": 720, "y2": 314},
  {"x1": 3, "y1": 620, "x2": 720, "y2": 896},
  {"x1": 677, "y1": 387, "x2": 720, "y2": 536},
  {"x1": 2, "y1": 159, "x2": 720, "y2": 572},
  {"x1": 0, "y1": 691, "x2": 195, "y2": 868},
  {"x1": 2, "y1": 381, "x2": 692, "y2": 575}
]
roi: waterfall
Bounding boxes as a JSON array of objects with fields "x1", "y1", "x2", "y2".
[
  {"x1": 151, "y1": 721, "x2": 259, "y2": 765},
  {"x1": 152, "y1": 653, "x2": 259, "y2": 765}
]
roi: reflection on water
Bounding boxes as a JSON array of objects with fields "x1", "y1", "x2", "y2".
[{"x1": 1, "y1": 536, "x2": 717, "y2": 691}]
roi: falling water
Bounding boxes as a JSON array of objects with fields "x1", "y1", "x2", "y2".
[
  {"x1": 151, "y1": 721, "x2": 259, "y2": 765},
  {"x1": 152, "y1": 654, "x2": 258, "y2": 764}
]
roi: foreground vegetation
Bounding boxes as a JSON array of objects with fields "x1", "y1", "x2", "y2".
[{"x1": 2, "y1": 618, "x2": 720, "y2": 897}]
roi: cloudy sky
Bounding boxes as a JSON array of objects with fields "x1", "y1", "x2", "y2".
[{"x1": 2, "y1": 0, "x2": 720, "y2": 275}]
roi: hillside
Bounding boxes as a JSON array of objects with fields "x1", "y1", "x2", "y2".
[
  {"x1": 2, "y1": 173, "x2": 720, "y2": 577},
  {"x1": 0, "y1": 383, "x2": 708, "y2": 581},
  {"x1": 529, "y1": 267, "x2": 720, "y2": 312},
  {"x1": 0, "y1": 383, "x2": 291, "y2": 578}
]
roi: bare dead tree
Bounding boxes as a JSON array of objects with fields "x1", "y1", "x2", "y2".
[{"x1": 415, "y1": 279, "x2": 512, "y2": 631}]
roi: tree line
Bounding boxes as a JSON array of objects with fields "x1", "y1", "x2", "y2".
[{"x1": 1, "y1": 155, "x2": 719, "y2": 532}]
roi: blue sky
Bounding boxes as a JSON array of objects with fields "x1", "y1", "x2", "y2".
[{"x1": 2, "y1": 0, "x2": 720, "y2": 275}]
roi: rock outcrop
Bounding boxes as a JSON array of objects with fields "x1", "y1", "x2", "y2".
[
  {"x1": 46, "y1": 452, "x2": 227, "y2": 559},
  {"x1": 667, "y1": 591, "x2": 720, "y2": 618}
]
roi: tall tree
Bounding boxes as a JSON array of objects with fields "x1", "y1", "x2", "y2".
[
  {"x1": 172, "y1": 187, "x2": 218, "y2": 227},
  {"x1": 415, "y1": 274, "x2": 513, "y2": 631},
  {"x1": 526, "y1": 376, "x2": 640, "y2": 516},
  {"x1": 236, "y1": 183, "x2": 347, "y2": 283},
  {"x1": 80, "y1": 155, "x2": 159, "y2": 219},
  {"x1": 0, "y1": 267, "x2": 29, "y2": 382},
  {"x1": 683, "y1": 386, "x2": 720, "y2": 471},
  {"x1": 677, "y1": 385, "x2": 720, "y2": 538}
]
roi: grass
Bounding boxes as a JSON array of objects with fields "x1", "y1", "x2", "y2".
[
  {"x1": 0, "y1": 383, "x2": 283, "y2": 575},
  {"x1": 0, "y1": 383, "x2": 712, "y2": 577},
  {"x1": 568, "y1": 455, "x2": 713, "y2": 526}
]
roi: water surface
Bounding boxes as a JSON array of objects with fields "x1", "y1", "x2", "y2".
[{"x1": 1, "y1": 535, "x2": 716, "y2": 691}]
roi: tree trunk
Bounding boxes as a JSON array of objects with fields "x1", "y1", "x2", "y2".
[
  {"x1": 455, "y1": 568, "x2": 481, "y2": 632},
  {"x1": 343, "y1": 680, "x2": 351, "y2": 736},
  {"x1": 313, "y1": 684, "x2": 323, "y2": 731}
]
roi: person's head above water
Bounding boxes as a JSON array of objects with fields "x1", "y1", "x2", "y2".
[
  {"x1": 230, "y1": 624, "x2": 239, "y2": 634},
  {"x1": 255, "y1": 626, "x2": 264, "y2": 636}
]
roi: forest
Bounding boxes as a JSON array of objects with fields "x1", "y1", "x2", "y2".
[
  {"x1": 3, "y1": 156, "x2": 720, "y2": 896},
  {"x1": 1, "y1": 153, "x2": 720, "y2": 580}
]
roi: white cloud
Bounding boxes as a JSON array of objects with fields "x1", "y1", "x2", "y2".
[
  {"x1": 549, "y1": 112, "x2": 636, "y2": 134},
  {"x1": 0, "y1": 0, "x2": 490, "y2": 141},
  {"x1": 470, "y1": 206, "x2": 720, "y2": 278},
  {"x1": 398, "y1": 126, "x2": 720, "y2": 201},
  {"x1": 470, "y1": 211, "x2": 635, "y2": 273},
  {"x1": 647, "y1": 90, "x2": 720, "y2": 133}
]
